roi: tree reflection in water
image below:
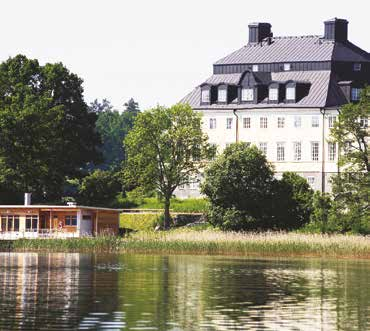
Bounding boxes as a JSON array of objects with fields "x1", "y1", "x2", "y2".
[{"x1": 0, "y1": 253, "x2": 369, "y2": 330}]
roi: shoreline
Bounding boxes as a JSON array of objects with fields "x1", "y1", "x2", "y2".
[{"x1": 1, "y1": 230, "x2": 369, "y2": 259}]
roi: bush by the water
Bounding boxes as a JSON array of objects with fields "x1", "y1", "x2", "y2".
[{"x1": 201, "y1": 144, "x2": 314, "y2": 231}]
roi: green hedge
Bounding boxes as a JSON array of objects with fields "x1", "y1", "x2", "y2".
[{"x1": 120, "y1": 213, "x2": 160, "y2": 231}]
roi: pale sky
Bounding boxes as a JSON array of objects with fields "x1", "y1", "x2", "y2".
[{"x1": 1, "y1": 0, "x2": 369, "y2": 110}]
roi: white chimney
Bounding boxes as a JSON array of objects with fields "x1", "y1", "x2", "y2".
[{"x1": 24, "y1": 193, "x2": 32, "y2": 206}]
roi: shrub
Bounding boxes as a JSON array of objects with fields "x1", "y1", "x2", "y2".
[{"x1": 202, "y1": 143, "x2": 314, "y2": 231}]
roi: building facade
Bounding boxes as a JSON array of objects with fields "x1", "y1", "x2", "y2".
[
  {"x1": 177, "y1": 18, "x2": 370, "y2": 198},
  {"x1": 0, "y1": 202, "x2": 121, "y2": 239}
]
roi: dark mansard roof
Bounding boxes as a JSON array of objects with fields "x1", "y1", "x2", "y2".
[
  {"x1": 181, "y1": 19, "x2": 370, "y2": 109},
  {"x1": 214, "y1": 36, "x2": 370, "y2": 65}
]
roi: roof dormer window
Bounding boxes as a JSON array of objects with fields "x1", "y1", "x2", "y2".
[
  {"x1": 269, "y1": 86, "x2": 279, "y2": 102},
  {"x1": 201, "y1": 88, "x2": 210, "y2": 103},
  {"x1": 286, "y1": 85, "x2": 296, "y2": 101},
  {"x1": 353, "y1": 63, "x2": 362, "y2": 72},
  {"x1": 241, "y1": 88, "x2": 254, "y2": 102},
  {"x1": 283, "y1": 63, "x2": 291, "y2": 71},
  {"x1": 218, "y1": 86, "x2": 227, "y2": 103}
]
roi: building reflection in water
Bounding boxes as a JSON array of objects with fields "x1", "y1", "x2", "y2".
[{"x1": 0, "y1": 253, "x2": 369, "y2": 330}]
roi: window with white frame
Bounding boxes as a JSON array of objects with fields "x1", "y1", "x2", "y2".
[
  {"x1": 359, "y1": 117, "x2": 368, "y2": 128},
  {"x1": 328, "y1": 115, "x2": 336, "y2": 128},
  {"x1": 201, "y1": 89, "x2": 210, "y2": 103},
  {"x1": 277, "y1": 117, "x2": 285, "y2": 128},
  {"x1": 259, "y1": 142, "x2": 267, "y2": 155},
  {"x1": 226, "y1": 118, "x2": 233, "y2": 129},
  {"x1": 65, "y1": 215, "x2": 77, "y2": 226},
  {"x1": 241, "y1": 88, "x2": 254, "y2": 101},
  {"x1": 269, "y1": 87, "x2": 278, "y2": 101},
  {"x1": 293, "y1": 142, "x2": 302, "y2": 161},
  {"x1": 311, "y1": 142, "x2": 319, "y2": 161},
  {"x1": 311, "y1": 116, "x2": 319, "y2": 128},
  {"x1": 218, "y1": 88, "x2": 227, "y2": 102},
  {"x1": 284, "y1": 63, "x2": 291, "y2": 71},
  {"x1": 25, "y1": 215, "x2": 38, "y2": 231},
  {"x1": 260, "y1": 117, "x2": 268, "y2": 128},
  {"x1": 243, "y1": 117, "x2": 251, "y2": 128},
  {"x1": 351, "y1": 88, "x2": 362, "y2": 101},
  {"x1": 307, "y1": 176, "x2": 315, "y2": 186},
  {"x1": 328, "y1": 142, "x2": 336, "y2": 161},
  {"x1": 353, "y1": 63, "x2": 362, "y2": 72},
  {"x1": 209, "y1": 118, "x2": 216, "y2": 129},
  {"x1": 277, "y1": 142, "x2": 285, "y2": 161},
  {"x1": 294, "y1": 116, "x2": 301, "y2": 128},
  {"x1": 252, "y1": 64, "x2": 259, "y2": 72},
  {"x1": 286, "y1": 86, "x2": 296, "y2": 100}
]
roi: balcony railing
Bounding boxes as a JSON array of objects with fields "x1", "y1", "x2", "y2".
[{"x1": 0, "y1": 229, "x2": 89, "y2": 240}]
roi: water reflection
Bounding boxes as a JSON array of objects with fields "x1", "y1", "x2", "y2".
[{"x1": 0, "y1": 253, "x2": 369, "y2": 330}]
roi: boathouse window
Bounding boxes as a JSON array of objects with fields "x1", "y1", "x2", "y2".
[
  {"x1": 284, "y1": 63, "x2": 291, "y2": 71},
  {"x1": 1, "y1": 215, "x2": 20, "y2": 231},
  {"x1": 252, "y1": 64, "x2": 259, "y2": 72},
  {"x1": 26, "y1": 215, "x2": 38, "y2": 231},
  {"x1": 241, "y1": 88, "x2": 254, "y2": 101},
  {"x1": 65, "y1": 215, "x2": 77, "y2": 226}
]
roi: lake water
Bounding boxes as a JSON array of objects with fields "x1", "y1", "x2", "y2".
[{"x1": 0, "y1": 253, "x2": 369, "y2": 330}]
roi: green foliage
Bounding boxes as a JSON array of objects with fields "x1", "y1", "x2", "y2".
[
  {"x1": 124, "y1": 103, "x2": 214, "y2": 228},
  {"x1": 120, "y1": 213, "x2": 161, "y2": 231},
  {"x1": 0, "y1": 55, "x2": 101, "y2": 203},
  {"x1": 119, "y1": 195, "x2": 208, "y2": 213},
  {"x1": 78, "y1": 169, "x2": 122, "y2": 207},
  {"x1": 202, "y1": 143, "x2": 314, "y2": 231},
  {"x1": 328, "y1": 87, "x2": 369, "y2": 233},
  {"x1": 92, "y1": 98, "x2": 140, "y2": 170}
]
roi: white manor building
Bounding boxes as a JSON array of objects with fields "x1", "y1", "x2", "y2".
[{"x1": 177, "y1": 18, "x2": 370, "y2": 198}]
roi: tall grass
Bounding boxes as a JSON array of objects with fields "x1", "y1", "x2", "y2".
[
  {"x1": 1, "y1": 229, "x2": 369, "y2": 258},
  {"x1": 0, "y1": 236, "x2": 122, "y2": 252},
  {"x1": 123, "y1": 229, "x2": 370, "y2": 258}
]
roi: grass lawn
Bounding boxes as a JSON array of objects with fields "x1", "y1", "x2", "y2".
[{"x1": 119, "y1": 197, "x2": 208, "y2": 213}]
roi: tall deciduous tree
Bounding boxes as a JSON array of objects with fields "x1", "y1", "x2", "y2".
[
  {"x1": 92, "y1": 98, "x2": 140, "y2": 170},
  {"x1": 329, "y1": 86, "x2": 369, "y2": 231},
  {"x1": 124, "y1": 104, "x2": 213, "y2": 228},
  {"x1": 0, "y1": 55, "x2": 101, "y2": 203}
]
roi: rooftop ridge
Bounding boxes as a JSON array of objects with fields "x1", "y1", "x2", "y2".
[{"x1": 272, "y1": 35, "x2": 322, "y2": 39}]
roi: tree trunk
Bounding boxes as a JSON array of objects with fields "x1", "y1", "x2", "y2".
[{"x1": 163, "y1": 198, "x2": 171, "y2": 230}]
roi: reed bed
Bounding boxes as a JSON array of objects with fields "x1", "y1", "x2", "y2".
[
  {"x1": 123, "y1": 229, "x2": 370, "y2": 258},
  {"x1": 1, "y1": 230, "x2": 369, "y2": 258},
  {"x1": 0, "y1": 236, "x2": 122, "y2": 252}
]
